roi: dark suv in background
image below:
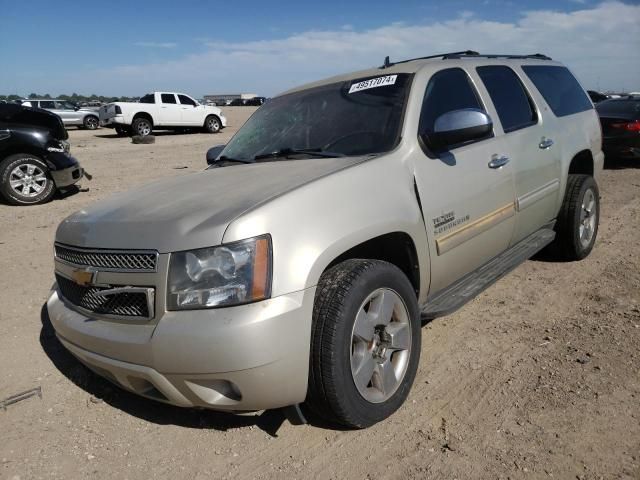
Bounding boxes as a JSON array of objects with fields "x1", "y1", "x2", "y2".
[
  {"x1": 597, "y1": 97, "x2": 640, "y2": 160},
  {"x1": 0, "y1": 104, "x2": 84, "y2": 205}
]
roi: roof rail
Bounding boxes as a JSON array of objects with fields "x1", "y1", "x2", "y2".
[
  {"x1": 380, "y1": 50, "x2": 479, "y2": 68},
  {"x1": 380, "y1": 51, "x2": 551, "y2": 68},
  {"x1": 444, "y1": 52, "x2": 552, "y2": 60}
]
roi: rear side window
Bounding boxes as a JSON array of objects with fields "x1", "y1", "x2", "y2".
[
  {"x1": 522, "y1": 66, "x2": 592, "y2": 117},
  {"x1": 178, "y1": 94, "x2": 196, "y2": 106},
  {"x1": 161, "y1": 94, "x2": 177, "y2": 104},
  {"x1": 39, "y1": 101, "x2": 55, "y2": 109},
  {"x1": 419, "y1": 68, "x2": 483, "y2": 134},
  {"x1": 140, "y1": 94, "x2": 155, "y2": 104},
  {"x1": 476, "y1": 66, "x2": 537, "y2": 133}
]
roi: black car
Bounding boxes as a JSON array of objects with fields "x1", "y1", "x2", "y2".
[
  {"x1": 0, "y1": 104, "x2": 84, "y2": 205},
  {"x1": 596, "y1": 97, "x2": 640, "y2": 160},
  {"x1": 244, "y1": 96, "x2": 266, "y2": 106},
  {"x1": 588, "y1": 90, "x2": 609, "y2": 103}
]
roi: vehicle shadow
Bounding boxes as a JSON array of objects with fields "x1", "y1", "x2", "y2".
[
  {"x1": 604, "y1": 156, "x2": 639, "y2": 170},
  {"x1": 93, "y1": 130, "x2": 202, "y2": 139},
  {"x1": 38, "y1": 303, "x2": 298, "y2": 435}
]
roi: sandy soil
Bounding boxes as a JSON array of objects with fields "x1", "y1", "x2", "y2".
[{"x1": 0, "y1": 106, "x2": 638, "y2": 480}]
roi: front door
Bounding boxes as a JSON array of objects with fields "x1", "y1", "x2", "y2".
[
  {"x1": 177, "y1": 94, "x2": 202, "y2": 126},
  {"x1": 412, "y1": 67, "x2": 516, "y2": 294}
]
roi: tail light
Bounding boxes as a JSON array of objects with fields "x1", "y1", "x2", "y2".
[
  {"x1": 611, "y1": 120, "x2": 640, "y2": 132},
  {"x1": 115, "y1": 105, "x2": 122, "y2": 114}
]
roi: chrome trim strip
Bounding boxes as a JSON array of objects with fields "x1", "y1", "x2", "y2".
[
  {"x1": 436, "y1": 203, "x2": 516, "y2": 255},
  {"x1": 516, "y1": 179, "x2": 560, "y2": 212}
]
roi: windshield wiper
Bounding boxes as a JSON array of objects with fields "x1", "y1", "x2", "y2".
[
  {"x1": 207, "y1": 155, "x2": 255, "y2": 168},
  {"x1": 253, "y1": 147, "x2": 345, "y2": 161}
]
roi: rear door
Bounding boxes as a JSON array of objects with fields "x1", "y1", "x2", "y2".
[
  {"x1": 158, "y1": 93, "x2": 181, "y2": 125},
  {"x1": 413, "y1": 67, "x2": 516, "y2": 293},
  {"x1": 475, "y1": 65, "x2": 561, "y2": 244}
]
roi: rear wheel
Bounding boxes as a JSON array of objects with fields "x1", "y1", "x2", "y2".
[
  {"x1": 305, "y1": 259, "x2": 421, "y2": 428},
  {"x1": 83, "y1": 115, "x2": 99, "y2": 130},
  {"x1": 203, "y1": 115, "x2": 221, "y2": 133},
  {"x1": 552, "y1": 174, "x2": 599, "y2": 260},
  {"x1": 0, "y1": 154, "x2": 56, "y2": 205},
  {"x1": 132, "y1": 117, "x2": 152, "y2": 136}
]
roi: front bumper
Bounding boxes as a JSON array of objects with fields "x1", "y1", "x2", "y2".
[
  {"x1": 219, "y1": 114, "x2": 227, "y2": 128},
  {"x1": 47, "y1": 154, "x2": 83, "y2": 188},
  {"x1": 47, "y1": 286, "x2": 315, "y2": 411}
]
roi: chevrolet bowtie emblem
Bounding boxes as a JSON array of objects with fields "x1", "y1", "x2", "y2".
[{"x1": 71, "y1": 268, "x2": 97, "y2": 287}]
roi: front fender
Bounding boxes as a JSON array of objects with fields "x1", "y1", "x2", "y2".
[{"x1": 223, "y1": 155, "x2": 431, "y2": 302}]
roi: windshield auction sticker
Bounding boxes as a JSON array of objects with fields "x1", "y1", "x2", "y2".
[{"x1": 348, "y1": 75, "x2": 397, "y2": 94}]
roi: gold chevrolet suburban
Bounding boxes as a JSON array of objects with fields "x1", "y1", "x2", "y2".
[{"x1": 47, "y1": 51, "x2": 603, "y2": 428}]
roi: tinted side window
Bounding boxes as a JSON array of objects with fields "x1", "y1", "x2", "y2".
[
  {"x1": 419, "y1": 68, "x2": 483, "y2": 134},
  {"x1": 522, "y1": 66, "x2": 592, "y2": 117},
  {"x1": 39, "y1": 101, "x2": 55, "y2": 109},
  {"x1": 178, "y1": 94, "x2": 196, "y2": 106},
  {"x1": 161, "y1": 94, "x2": 177, "y2": 104},
  {"x1": 477, "y1": 66, "x2": 537, "y2": 133},
  {"x1": 140, "y1": 94, "x2": 155, "y2": 104}
]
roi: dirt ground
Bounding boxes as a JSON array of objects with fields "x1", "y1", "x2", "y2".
[{"x1": 0, "y1": 106, "x2": 638, "y2": 480}]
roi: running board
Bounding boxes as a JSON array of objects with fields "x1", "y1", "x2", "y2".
[{"x1": 421, "y1": 228, "x2": 556, "y2": 319}]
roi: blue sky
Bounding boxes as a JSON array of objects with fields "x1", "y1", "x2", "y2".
[{"x1": 1, "y1": 0, "x2": 639, "y2": 97}]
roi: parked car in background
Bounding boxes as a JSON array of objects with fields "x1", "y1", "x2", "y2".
[
  {"x1": 597, "y1": 97, "x2": 640, "y2": 159},
  {"x1": 587, "y1": 90, "x2": 608, "y2": 103},
  {"x1": 20, "y1": 99, "x2": 100, "y2": 130},
  {"x1": 0, "y1": 104, "x2": 84, "y2": 205},
  {"x1": 47, "y1": 51, "x2": 602, "y2": 428},
  {"x1": 99, "y1": 92, "x2": 227, "y2": 137},
  {"x1": 244, "y1": 96, "x2": 266, "y2": 106},
  {"x1": 229, "y1": 98, "x2": 246, "y2": 106}
]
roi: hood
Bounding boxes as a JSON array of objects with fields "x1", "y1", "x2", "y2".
[{"x1": 56, "y1": 157, "x2": 366, "y2": 252}]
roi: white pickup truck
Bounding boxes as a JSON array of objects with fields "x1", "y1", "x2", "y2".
[{"x1": 99, "y1": 92, "x2": 227, "y2": 137}]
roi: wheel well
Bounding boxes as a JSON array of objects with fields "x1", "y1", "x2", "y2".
[
  {"x1": 568, "y1": 150, "x2": 594, "y2": 176},
  {"x1": 325, "y1": 232, "x2": 420, "y2": 296},
  {"x1": 132, "y1": 112, "x2": 153, "y2": 126},
  {"x1": 204, "y1": 114, "x2": 220, "y2": 125}
]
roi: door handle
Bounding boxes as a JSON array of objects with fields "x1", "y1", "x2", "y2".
[
  {"x1": 488, "y1": 155, "x2": 510, "y2": 169},
  {"x1": 539, "y1": 137, "x2": 554, "y2": 149}
]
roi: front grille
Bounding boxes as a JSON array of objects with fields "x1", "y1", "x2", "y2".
[
  {"x1": 55, "y1": 244, "x2": 157, "y2": 271},
  {"x1": 56, "y1": 274, "x2": 152, "y2": 318}
]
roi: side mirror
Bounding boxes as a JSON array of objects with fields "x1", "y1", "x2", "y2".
[
  {"x1": 206, "y1": 144, "x2": 225, "y2": 165},
  {"x1": 422, "y1": 109, "x2": 492, "y2": 150},
  {"x1": 74, "y1": 106, "x2": 80, "y2": 111}
]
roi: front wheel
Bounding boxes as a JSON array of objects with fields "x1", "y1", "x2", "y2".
[
  {"x1": 305, "y1": 259, "x2": 421, "y2": 428},
  {"x1": 0, "y1": 154, "x2": 56, "y2": 205},
  {"x1": 552, "y1": 174, "x2": 600, "y2": 260},
  {"x1": 203, "y1": 115, "x2": 221, "y2": 133}
]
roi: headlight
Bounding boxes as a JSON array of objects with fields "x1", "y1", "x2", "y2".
[
  {"x1": 46, "y1": 140, "x2": 70, "y2": 153},
  {"x1": 167, "y1": 235, "x2": 271, "y2": 310}
]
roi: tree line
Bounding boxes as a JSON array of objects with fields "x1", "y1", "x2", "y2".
[{"x1": 0, "y1": 93, "x2": 140, "y2": 103}]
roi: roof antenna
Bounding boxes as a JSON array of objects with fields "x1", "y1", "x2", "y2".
[{"x1": 383, "y1": 55, "x2": 391, "y2": 69}]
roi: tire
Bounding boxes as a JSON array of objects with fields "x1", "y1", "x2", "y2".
[
  {"x1": 115, "y1": 125, "x2": 130, "y2": 137},
  {"x1": 203, "y1": 115, "x2": 221, "y2": 133},
  {"x1": 83, "y1": 115, "x2": 99, "y2": 130},
  {"x1": 305, "y1": 259, "x2": 421, "y2": 428},
  {"x1": 0, "y1": 154, "x2": 56, "y2": 205},
  {"x1": 552, "y1": 174, "x2": 600, "y2": 261},
  {"x1": 131, "y1": 117, "x2": 152, "y2": 137}
]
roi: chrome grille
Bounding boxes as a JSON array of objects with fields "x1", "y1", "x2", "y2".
[
  {"x1": 55, "y1": 244, "x2": 157, "y2": 272},
  {"x1": 56, "y1": 274, "x2": 153, "y2": 318}
]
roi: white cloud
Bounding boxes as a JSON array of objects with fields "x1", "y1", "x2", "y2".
[
  {"x1": 133, "y1": 42, "x2": 177, "y2": 48},
  {"x1": 48, "y1": 2, "x2": 640, "y2": 95}
]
